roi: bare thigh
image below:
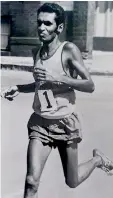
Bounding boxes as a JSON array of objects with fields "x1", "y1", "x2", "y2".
[
  {"x1": 26, "y1": 139, "x2": 52, "y2": 185},
  {"x1": 58, "y1": 141, "x2": 78, "y2": 187}
]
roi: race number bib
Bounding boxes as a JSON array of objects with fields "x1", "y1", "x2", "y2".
[{"x1": 38, "y1": 90, "x2": 57, "y2": 112}]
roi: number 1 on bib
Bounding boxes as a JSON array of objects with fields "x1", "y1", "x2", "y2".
[{"x1": 38, "y1": 90, "x2": 57, "y2": 112}]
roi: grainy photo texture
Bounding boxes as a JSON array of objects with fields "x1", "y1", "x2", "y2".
[{"x1": 1, "y1": 1, "x2": 113, "y2": 198}]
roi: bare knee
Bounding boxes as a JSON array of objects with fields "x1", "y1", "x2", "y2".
[
  {"x1": 65, "y1": 178, "x2": 79, "y2": 188},
  {"x1": 65, "y1": 169, "x2": 79, "y2": 188},
  {"x1": 66, "y1": 182, "x2": 78, "y2": 188},
  {"x1": 25, "y1": 175, "x2": 39, "y2": 193}
]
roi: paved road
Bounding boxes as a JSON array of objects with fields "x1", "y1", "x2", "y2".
[{"x1": 1, "y1": 70, "x2": 113, "y2": 198}]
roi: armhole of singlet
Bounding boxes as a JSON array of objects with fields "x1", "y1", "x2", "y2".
[{"x1": 61, "y1": 41, "x2": 70, "y2": 75}]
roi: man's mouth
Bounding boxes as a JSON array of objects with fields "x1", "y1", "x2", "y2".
[{"x1": 39, "y1": 33, "x2": 46, "y2": 37}]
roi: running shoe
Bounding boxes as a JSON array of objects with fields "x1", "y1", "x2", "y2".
[{"x1": 93, "y1": 149, "x2": 113, "y2": 175}]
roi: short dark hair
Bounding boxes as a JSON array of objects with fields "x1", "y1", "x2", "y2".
[{"x1": 37, "y1": 3, "x2": 65, "y2": 26}]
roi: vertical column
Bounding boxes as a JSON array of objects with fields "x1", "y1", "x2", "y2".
[
  {"x1": 73, "y1": 1, "x2": 88, "y2": 51},
  {"x1": 106, "y1": 1, "x2": 113, "y2": 37},
  {"x1": 86, "y1": 1, "x2": 95, "y2": 58},
  {"x1": 110, "y1": 2, "x2": 113, "y2": 37},
  {"x1": 73, "y1": 1, "x2": 95, "y2": 58}
]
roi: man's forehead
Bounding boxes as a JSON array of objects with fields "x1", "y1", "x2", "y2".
[{"x1": 37, "y1": 12, "x2": 56, "y2": 22}]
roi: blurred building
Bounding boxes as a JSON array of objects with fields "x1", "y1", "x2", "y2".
[{"x1": 1, "y1": 1, "x2": 113, "y2": 57}]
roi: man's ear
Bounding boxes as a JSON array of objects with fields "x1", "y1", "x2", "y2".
[{"x1": 56, "y1": 23, "x2": 64, "y2": 34}]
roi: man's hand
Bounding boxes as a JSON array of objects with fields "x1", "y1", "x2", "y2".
[
  {"x1": 1, "y1": 86, "x2": 19, "y2": 101},
  {"x1": 33, "y1": 67, "x2": 61, "y2": 84}
]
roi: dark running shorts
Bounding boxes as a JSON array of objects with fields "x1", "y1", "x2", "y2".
[{"x1": 27, "y1": 112, "x2": 82, "y2": 145}]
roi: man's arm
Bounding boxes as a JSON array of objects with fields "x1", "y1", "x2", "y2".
[
  {"x1": 1, "y1": 82, "x2": 36, "y2": 100},
  {"x1": 17, "y1": 82, "x2": 35, "y2": 93},
  {"x1": 60, "y1": 42, "x2": 95, "y2": 93}
]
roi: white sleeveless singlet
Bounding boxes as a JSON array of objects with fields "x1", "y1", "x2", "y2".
[{"x1": 33, "y1": 41, "x2": 76, "y2": 119}]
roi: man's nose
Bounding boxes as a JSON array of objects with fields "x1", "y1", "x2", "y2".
[{"x1": 39, "y1": 23, "x2": 45, "y2": 31}]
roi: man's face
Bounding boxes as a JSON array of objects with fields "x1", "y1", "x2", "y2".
[{"x1": 37, "y1": 12, "x2": 58, "y2": 43}]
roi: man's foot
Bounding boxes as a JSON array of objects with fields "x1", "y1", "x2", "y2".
[{"x1": 93, "y1": 149, "x2": 113, "y2": 175}]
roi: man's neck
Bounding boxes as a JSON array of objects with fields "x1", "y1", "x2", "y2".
[{"x1": 43, "y1": 36, "x2": 61, "y2": 55}]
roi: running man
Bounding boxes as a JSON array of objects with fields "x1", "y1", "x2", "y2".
[{"x1": 1, "y1": 3, "x2": 113, "y2": 198}]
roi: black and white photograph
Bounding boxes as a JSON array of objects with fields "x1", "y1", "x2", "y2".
[{"x1": 1, "y1": 1, "x2": 113, "y2": 198}]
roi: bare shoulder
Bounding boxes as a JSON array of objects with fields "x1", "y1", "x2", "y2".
[
  {"x1": 64, "y1": 42, "x2": 81, "y2": 54},
  {"x1": 63, "y1": 42, "x2": 84, "y2": 64}
]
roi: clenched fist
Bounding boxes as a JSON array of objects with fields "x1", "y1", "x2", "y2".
[{"x1": 1, "y1": 86, "x2": 19, "y2": 101}]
